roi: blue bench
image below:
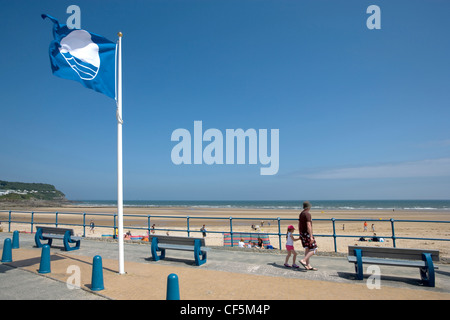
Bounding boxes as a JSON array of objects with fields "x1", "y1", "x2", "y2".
[
  {"x1": 149, "y1": 235, "x2": 209, "y2": 266},
  {"x1": 348, "y1": 246, "x2": 439, "y2": 287},
  {"x1": 35, "y1": 226, "x2": 82, "y2": 251}
]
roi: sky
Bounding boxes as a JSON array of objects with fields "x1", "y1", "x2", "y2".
[{"x1": 1, "y1": 0, "x2": 449, "y2": 201}]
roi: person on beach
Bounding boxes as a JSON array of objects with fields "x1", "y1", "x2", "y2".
[
  {"x1": 89, "y1": 220, "x2": 95, "y2": 234},
  {"x1": 200, "y1": 224, "x2": 207, "y2": 237},
  {"x1": 371, "y1": 233, "x2": 380, "y2": 242},
  {"x1": 364, "y1": 221, "x2": 368, "y2": 232},
  {"x1": 284, "y1": 225, "x2": 300, "y2": 268},
  {"x1": 298, "y1": 201, "x2": 318, "y2": 271},
  {"x1": 257, "y1": 238, "x2": 264, "y2": 248}
]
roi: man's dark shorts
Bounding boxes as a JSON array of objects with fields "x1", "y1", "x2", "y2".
[{"x1": 300, "y1": 232, "x2": 318, "y2": 250}]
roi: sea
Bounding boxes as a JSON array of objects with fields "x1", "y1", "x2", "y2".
[{"x1": 72, "y1": 200, "x2": 450, "y2": 211}]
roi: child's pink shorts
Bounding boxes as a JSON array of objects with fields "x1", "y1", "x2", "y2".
[{"x1": 286, "y1": 245, "x2": 295, "y2": 251}]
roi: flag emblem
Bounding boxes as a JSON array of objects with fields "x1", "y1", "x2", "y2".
[
  {"x1": 42, "y1": 14, "x2": 116, "y2": 99},
  {"x1": 59, "y1": 29, "x2": 100, "y2": 80}
]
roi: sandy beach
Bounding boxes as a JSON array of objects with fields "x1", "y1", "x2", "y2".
[{"x1": 1, "y1": 206, "x2": 449, "y2": 258}]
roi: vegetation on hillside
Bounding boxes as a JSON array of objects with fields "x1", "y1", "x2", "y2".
[{"x1": 0, "y1": 180, "x2": 66, "y2": 202}]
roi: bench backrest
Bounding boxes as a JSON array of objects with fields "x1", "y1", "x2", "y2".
[
  {"x1": 36, "y1": 226, "x2": 74, "y2": 236},
  {"x1": 348, "y1": 246, "x2": 439, "y2": 262},
  {"x1": 148, "y1": 235, "x2": 205, "y2": 247}
]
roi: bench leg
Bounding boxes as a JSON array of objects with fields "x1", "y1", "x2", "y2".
[
  {"x1": 420, "y1": 253, "x2": 435, "y2": 287},
  {"x1": 34, "y1": 228, "x2": 43, "y2": 247},
  {"x1": 63, "y1": 231, "x2": 80, "y2": 251},
  {"x1": 354, "y1": 249, "x2": 364, "y2": 280},
  {"x1": 34, "y1": 228, "x2": 52, "y2": 248},
  {"x1": 194, "y1": 239, "x2": 207, "y2": 266},
  {"x1": 151, "y1": 237, "x2": 165, "y2": 261}
]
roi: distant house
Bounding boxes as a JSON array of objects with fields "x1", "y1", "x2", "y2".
[
  {"x1": 0, "y1": 190, "x2": 12, "y2": 196},
  {"x1": 0, "y1": 189, "x2": 32, "y2": 196}
]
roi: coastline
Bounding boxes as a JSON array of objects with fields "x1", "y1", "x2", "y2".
[{"x1": 60, "y1": 199, "x2": 450, "y2": 211}]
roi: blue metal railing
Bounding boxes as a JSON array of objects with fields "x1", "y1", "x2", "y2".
[{"x1": 1, "y1": 210, "x2": 449, "y2": 252}]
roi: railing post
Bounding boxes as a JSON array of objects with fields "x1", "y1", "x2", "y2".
[
  {"x1": 229, "y1": 217, "x2": 233, "y2": 247},
  {"x1": 55, "y1": 211, "x2": 59, "y2": 227},
  {"x1": 277, "y1": 217, "x2": 281, "y2": 250},
  {"x1": 83, "y1": 212, "x2": 86, "y2": 237},
  {"x1": 8, "y1": 211, "x2": 11, "y2": 232},
  {"x1": 114, "y1": 214, "x2": 117, "y2": 239},
  {"x1": 187, "y1": 216, "x2": 190, "y2": 237},
  {"x1": 390, "y1": 218, "x2": 396, "y2": 248},
  {"x1": 147, "y1": 215, "x2": 151, "y2": 236},
  {"x1": 332, "y1": 218, "x2": 337, "y2": 252},
  {"x1": 31, "y1": 211, "x2": 34, "y2": 233}
]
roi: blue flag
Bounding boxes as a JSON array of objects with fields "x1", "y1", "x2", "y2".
[{"x1": 42, "y1": 14, "x2": 116, "y2": 99}]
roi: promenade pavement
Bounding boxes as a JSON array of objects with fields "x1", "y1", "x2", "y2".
[{"x1": 1, "y1": 232, "x2": 449, "y2": 301}]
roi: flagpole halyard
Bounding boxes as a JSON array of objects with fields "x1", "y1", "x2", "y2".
[{"x1": 116, "y1": 31, "x2": 125, "y2": 275}]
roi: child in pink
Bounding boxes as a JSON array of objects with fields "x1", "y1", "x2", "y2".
[{"x1": 284, "y1": 225, "x2": 300, "y2": 268}]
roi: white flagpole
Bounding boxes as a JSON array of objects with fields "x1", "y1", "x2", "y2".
[{"x1": 116, "y1": 31, "x2": 125, "y2": 274}]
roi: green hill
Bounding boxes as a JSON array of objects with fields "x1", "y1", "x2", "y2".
[{"x1": 0, "y1": 180, "x2": 67, "y2": 202}]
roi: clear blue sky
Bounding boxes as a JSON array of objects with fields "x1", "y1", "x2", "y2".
[{"x1": 1, "y1": 0, "x2": 449, "y2": 200}]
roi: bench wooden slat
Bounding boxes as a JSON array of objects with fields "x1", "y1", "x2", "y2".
[
  {"x1": 347, "y1": 256, "x2": 426, "y2": 268},
  {"x1": 42, "y1": 234, "x2": 83, "y2": 241},
  {"x1": 42, "y1": 234, "x2": 65, "y2": 239},
  {"x1": 149, "y1": 235, "x2": 206, "y2": 247},
  {"x1": 36, "y1": 226, "x2": 75, "y2": 236},
  {"x1": 158, "y1": 243, "x2": 210, "y2": 251}
]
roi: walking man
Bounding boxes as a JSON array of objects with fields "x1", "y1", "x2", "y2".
[{"x1": 298, "y1": 201, "x2": 318, "y2": 271}]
